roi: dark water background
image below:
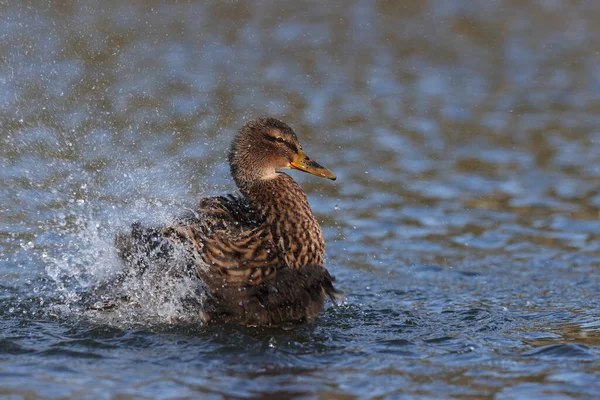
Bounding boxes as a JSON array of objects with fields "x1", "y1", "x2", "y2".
[{"x1": 1, "y1": 0, "x2": 600, "y2": 398}]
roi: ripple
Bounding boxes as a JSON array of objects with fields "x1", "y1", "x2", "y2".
[
  {"x1": 0, "y1": 339, "x2": 35, "y2": 355},
  {"x1": 37, "y1": 348, "x2": 104, "y2": 360},
  {"x1": 522, "y1": 344, "x2": 599, "y2": 361}
]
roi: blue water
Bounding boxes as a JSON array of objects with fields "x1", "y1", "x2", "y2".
[{"x1": 1, "y1": 1, "x2": 600, "y2": 398}]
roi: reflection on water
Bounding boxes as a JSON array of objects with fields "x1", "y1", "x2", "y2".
[{"x1": 1, "y1": 0, "x2": 600, "y2": 398}]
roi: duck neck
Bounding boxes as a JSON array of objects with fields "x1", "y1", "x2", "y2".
[
  {"x1": 236, "y1": 173, "x2": 309, "y2": 220},
  {"x1": 236, "y1": 173, "x2": 325, "y2": 268}
]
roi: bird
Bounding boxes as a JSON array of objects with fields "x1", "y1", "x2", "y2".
[{"x1": 113, "y1": 117, "x2": 342, "y2": 326}]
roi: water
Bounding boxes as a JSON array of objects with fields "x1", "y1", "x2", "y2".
[{"x1": 2, "y1": 0, "x2": 600, "y2": 398}]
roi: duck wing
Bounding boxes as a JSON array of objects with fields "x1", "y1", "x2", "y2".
[
  {"x1": 174, "y1": 194, "x2": 256, "y2": 231},
  {"x1": 114, "y1": 194, "x2": 261, "y2": 278},
  {"x1": 114, "y1": 193, "x2": 275, "y2": 288},
  {"x1": 163, "y1": 220, "x2": 281, "y2": 287}
]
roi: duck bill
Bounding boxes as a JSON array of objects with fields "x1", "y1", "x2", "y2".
[{"x1": 290, "y1": 150, "x2": 337, "y2": 180}]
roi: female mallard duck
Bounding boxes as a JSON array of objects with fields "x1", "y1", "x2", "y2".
[{"x1": 115, "y1": 117, "x2": 342, "y2": 326}]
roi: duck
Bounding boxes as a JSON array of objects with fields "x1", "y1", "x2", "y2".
[{"x1": 113, "y1": 117, "x2": 342, "y2": 326}]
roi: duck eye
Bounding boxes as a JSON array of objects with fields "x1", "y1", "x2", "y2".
[{"x1": 275, "y1": 137, "x2": 285, "y2": 143}]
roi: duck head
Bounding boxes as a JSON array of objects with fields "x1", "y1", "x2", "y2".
[{"x1": 228, "y1": 118, "x2": 336, "y2": 184}]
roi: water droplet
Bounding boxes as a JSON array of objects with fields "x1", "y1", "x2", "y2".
[
  {"x1": 334, "y1": 204, "x2": 340, "y2": 210},
  {"x1": 20, "y1": 241, "x2": 34, "y2": 250}
]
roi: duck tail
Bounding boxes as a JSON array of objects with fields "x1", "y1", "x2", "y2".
[{"x1": 318, "y1": 267, "x2": 344, "y2": 306}]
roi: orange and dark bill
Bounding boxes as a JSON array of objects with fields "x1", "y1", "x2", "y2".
[{"x1": 290, "y1": 150, "x2": 336, "y2": 180}]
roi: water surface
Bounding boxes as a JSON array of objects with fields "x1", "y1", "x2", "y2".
[{"x1": 1, "y1": 1, "x2": 600, "y2": 398}]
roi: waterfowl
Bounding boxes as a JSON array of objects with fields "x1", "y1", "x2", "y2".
[{"x1": 114, "y1": 117, "x2": 342, "y2": 326}]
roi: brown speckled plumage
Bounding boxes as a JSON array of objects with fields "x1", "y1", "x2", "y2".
[{"x1": 115, "y1": 118, "x2": 341, "y2": 326}]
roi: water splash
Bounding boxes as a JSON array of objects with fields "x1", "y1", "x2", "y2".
[
  {"x1": 12, "y1": 136, "x2": 216, "y2": 324},
  {"x1": 40, "y1": 196, "x2": 212, "y2": 326}
]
